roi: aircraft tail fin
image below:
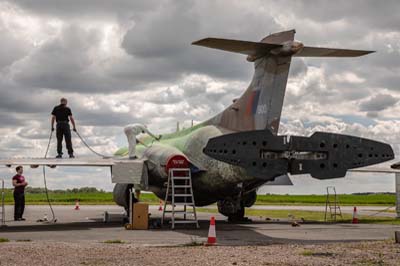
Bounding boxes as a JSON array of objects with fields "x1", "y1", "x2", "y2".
[
  {"x1": 194, "y1": 29, "x2": 372, "y2": 134},
  {"x1": 197, "y1": 30, "x2": 295, "y2": 134}
]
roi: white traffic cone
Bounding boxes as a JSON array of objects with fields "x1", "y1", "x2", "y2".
[
  {"x1": 158, "y1": 200, "x2": 163, "y2": 211},
  {"x1": 74, "y1": 199, "x2": 80, "y2": 210},
  {"x1": 352, "y1": 206, "x2": 358, "y2": 224},
  {"x1": 205, "y1": 216, "x2": 216, "y2": 245}
]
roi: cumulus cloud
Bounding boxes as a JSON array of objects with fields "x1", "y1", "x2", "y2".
[
  {"x1": 359, "y1": 93, "x2": 398, "y2": 112},
  {"x1": 0, "y1": 0, "x2": 400, "y2": 191}
]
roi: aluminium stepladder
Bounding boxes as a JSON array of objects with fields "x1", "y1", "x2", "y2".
[
  {"x1": 161, "y1": 168, "x2": 199, "y2": 229},
  {"x1": 324, "y1": 186, "x2": 343, "y2": 222}
]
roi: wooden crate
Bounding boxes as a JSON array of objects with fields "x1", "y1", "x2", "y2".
[{"x1": 132, "y1": 203, "x2": 149, "y2": 230}]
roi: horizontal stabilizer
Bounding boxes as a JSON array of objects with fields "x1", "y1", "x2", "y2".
[
  {"x1": 192, "y1": 38, "x2": 281, "y2": 56},
  {"x1": 295, "y1": 46, "x2": 374, "y2": 57}
]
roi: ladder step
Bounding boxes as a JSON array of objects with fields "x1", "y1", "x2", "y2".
[
  {"x1": 172, "y1": 177, "x2": 191, "y2": 180},
  {"x1": 174, "y1": 194, "x2": 193, "y2": 197},
  {"x1": 173, "y1": 185, "x2": 191, "y2": 188},
  {"x1": 164, "y1": 202, "x2": 194, "y2": 205},
  {"x1": 163, "y1": 210, "x2": 193, "y2": 213},
  {"x1": 173, "y1": 220, "x2": 198, "y2": 224},
  {"x1": 173, "y1": 202, "x2": 194, "y2": 206}
]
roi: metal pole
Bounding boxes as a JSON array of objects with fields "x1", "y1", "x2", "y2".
[
  {"x1": 333, "y1": 187, "x2": 337, "y2": 222},
  {"x1": 129, "y1": 188, "x2": 133, "y2": 225},
  {"x1": 324, "y1": 187, "x2": 328, "y2": 222},
  {"x1": 396, "y1": 173, "x2": 400, "y2": 218},
  {"x1": 1, "y1": 179, "x2": 5, "y2": 226}
]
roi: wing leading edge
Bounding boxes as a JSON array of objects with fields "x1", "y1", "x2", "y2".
[{"x1": 0, "y1": 158, "x2": 141, "y2": 168}]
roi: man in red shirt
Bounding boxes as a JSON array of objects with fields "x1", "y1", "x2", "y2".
[{"x1": 12, "y1": 166, "x2": 28, "y2": 221}]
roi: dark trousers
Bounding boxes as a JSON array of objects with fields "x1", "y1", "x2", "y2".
[
  {"x1": 14, "y1": 192, "x2": 25, "y2": 219},
  {"x1": 56, "y1": 122, "x2": 73, "y2": 155}
]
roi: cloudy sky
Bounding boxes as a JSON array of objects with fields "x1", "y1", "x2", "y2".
[{"x1": 1, "y1": 0, "x2": 400, "y2": 193}]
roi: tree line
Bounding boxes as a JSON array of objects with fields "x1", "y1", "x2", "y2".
[{"x1": 3, "y1": 187, "x2": 108, "y2": 194}]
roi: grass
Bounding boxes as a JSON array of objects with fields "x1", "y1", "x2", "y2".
[
  {"x1": 182, "y1": 237, "x2": 204, "y2": 247},
  {"x1": 16, "y1": 239, "x2": 32, "y2": 242},
  {"x1": 0, "y1": 238, "x2": 9, "y2": 243},
  {"x1": 103, "y1": 239, "x2": 125, "y2": 244},
  {"x1": 0, "y1": 189, "x2": 397, "y2": 206},
  {"x1": 301, "y1": 250, "x2": 314, "y2": 256},
  {"x1": 0, "y1": 191, "x2": 158, "y2": 205},
  {"x1": 255, "y1": 194, "x2": 396, "y2": 206},
  {"x1": 300, "y1": 250, "x2": 335, "y2": 257}
]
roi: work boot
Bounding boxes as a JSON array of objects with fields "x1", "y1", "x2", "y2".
[
  {"x1": 56, "y1": 154, "x2": 62, "y2": 159},
  {"x1": 69, "y1": 154, "x2": 75, "y2": 158}
]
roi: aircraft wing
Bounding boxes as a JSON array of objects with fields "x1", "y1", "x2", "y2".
[
  {"x1": 0, "y1": 157, "x2": 134, "y2": 167},
  {"x1": 349, "y1": 160, "x2": 400, "y2": 174},
  {"x1": 0, "y1": 157, "x2": 148, "y2": 184},
  {"x1": 349, "y1": 167, "x2": 400, "y2": 174}
]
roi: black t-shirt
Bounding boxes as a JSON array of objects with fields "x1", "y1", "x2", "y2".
[{"x1": 51, "y1": 104, "x2": 72, "y2": 122}]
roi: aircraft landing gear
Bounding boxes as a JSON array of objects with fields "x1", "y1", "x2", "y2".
[
  {"x1": 227, "y1": 206, "x2": 246, "y2": 222},
  {"x1": 217, "y1": 190, "x2": 256, "y2": 222},
  {"x1": 217, "y1": 198, "x2": 251, "y2": 222}
]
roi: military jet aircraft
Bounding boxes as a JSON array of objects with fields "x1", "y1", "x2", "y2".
[
  {"x1": 0, "y1": 30, "x2": 395, "y2": 221},
  {"x1": 112, "y1": 29, "x2": 393, "y2": 220}
]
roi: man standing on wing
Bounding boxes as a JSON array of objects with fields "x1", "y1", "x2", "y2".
[
  {"x1": 12, "y1": 166, "x2": 28, "y2": 221},
  {"x1": 51, "y1": 98, "x2": 77, "y2": 158}
]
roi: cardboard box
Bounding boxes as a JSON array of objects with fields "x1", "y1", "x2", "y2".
[{"x1": 132, "y1": 203, "x2": 149, "y2": 230}]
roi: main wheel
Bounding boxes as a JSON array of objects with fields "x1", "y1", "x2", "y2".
[
  {"x1": 227, "y1": 206, "x2": 245, "y2": 222},
  {"x1": 217, "y1": 199, "x2": 246, "y2": 221}
]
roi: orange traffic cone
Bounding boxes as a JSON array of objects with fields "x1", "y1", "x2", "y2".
[
  {"x1": 205, "y1": 216, "x2": 216, "y2": 245},
  {"x1": 158, "y1": 200, "x2": 163, "y2": 211},
  {"x1": 74, "y1": 199, "x2": 80, "y2": 210},
  {"x1": 352, "y1": 206, "x2": 358, "y2": 224}
]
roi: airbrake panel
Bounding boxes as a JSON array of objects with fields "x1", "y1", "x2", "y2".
[{"x1": 204, "y1": 129, "x2": 394, "y2": 180}]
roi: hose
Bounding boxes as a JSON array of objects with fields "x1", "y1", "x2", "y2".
[
  {"x1": 39, "y1": 127, "x2": 113, "y2": 223},
  {"x1": 73, "y1": 130, "x2": 111, "y2": 159},
  {"x1": 42, "y1": 130, "x2": 56, "y2": 223},
  {"x1": 364, "y1": 205, "x2": 396, "y2": 217}
]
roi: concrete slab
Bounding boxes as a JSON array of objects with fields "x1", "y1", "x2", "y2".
[{"x1": 0, "y1": 205, "x2": 399, "y2": 246}]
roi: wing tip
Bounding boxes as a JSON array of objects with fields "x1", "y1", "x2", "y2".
[
  {"x1": 356, "y1": 50, "x2": 376, "y2": 57},
  {"x1": 191, "y1": 38, "x2": 212, "y2": 46}
]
